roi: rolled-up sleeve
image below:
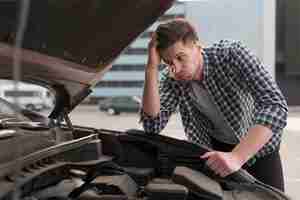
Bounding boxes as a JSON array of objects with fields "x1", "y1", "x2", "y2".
[
  {"x1": 229, "y1": 41, "x2": 288, "y2": 134},
  {"x1": 140, "y1": 73, "x2": 179, "y2": 134}
]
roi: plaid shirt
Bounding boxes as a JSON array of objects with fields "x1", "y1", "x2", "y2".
[{"x1": 140, "y1": 40, "x2": 288, "y2": 164}]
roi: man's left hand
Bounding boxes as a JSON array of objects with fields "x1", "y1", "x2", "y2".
[{"x1": 200, "y1": 151, "x2": 244, "y2": 177}]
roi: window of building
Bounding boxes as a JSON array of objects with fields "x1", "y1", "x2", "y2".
[{"x1": 96, "y1": 81, "x2": 144, "y2": 88}]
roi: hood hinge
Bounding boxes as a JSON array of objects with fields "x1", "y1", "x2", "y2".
[
  {"x1": 51, "y1": 108, "x2": 74, "y2": 131},
  {"x1": 62, "y1": 108, "x2": 74, "y2": 131}
]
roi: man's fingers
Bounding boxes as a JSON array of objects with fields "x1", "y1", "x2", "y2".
[
  {"x1": 150, "y1": 32, "x2": 157, "y2": 43},
  {"x1": 201, "y1": 152, "x2": 219, "y2": 172},
  {"x1": 219, "y1": 167, "x2": 230, "y2": 177},
  {"x1": 208, "y1": 161, "x2": 231, "y2": 177},
  {"x1": 150, "y1": 31, "x2": 156, "y2": 38},
  {"x1": 200, "y1": 151, "x2": 242, "y2": 178},
  {"x1": 201, "y1": 152, "x2": 229, "y2": 177},
  {"x1": 217, "y1": 162, "x2": 233, "y2": 176},
  {"x1": 207, "y1": 157, "x2": 225, "y2": 173},
  {"x1": 222, "y1": 170, "x2": 232, "y2": 177},
  {"x1": 200, "y1": 151, "x2": 214, "y2": 159}
]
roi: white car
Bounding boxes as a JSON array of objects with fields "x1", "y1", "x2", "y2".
[{"x1": 0, "y1": 82, "x2": 53, "y2": 111}]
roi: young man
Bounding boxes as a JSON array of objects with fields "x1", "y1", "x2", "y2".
[{"x1": 140, "y1": 18, "x2": 288, "y2": 191}]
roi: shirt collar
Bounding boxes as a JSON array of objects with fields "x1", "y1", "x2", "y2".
[{"x1": 202, "y1": 49, "x2": 213, "y2": 85}]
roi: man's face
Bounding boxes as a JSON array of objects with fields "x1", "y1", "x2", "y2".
[{"x1": 160, "y1": 40, "x2": 203, "y2": 80}]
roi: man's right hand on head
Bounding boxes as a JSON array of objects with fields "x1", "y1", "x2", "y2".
[{"x1": 147, "y1": 33, "x2": 161, "y2": 69}]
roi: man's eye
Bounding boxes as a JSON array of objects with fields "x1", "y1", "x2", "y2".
[
  {"x1": 162, "y1": 60, "x2": 169, "y2": 66},
  {"x1": 177, "y1": 56, "x2": 184, "y2": 62}
]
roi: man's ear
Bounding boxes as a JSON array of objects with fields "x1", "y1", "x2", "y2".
[{"x1": 194, "y1": 40, "x2": 202, "y2": 49}]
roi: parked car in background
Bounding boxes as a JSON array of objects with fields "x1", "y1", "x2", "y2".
[
  {"x1": 98, "y1": 96, "x2": 141, "y2": 115},
  {"x1": 0, "y1": 82, "x2": 54, "y2": 111}
]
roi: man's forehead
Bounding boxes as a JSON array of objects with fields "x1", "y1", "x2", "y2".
[{"x1": 162, "y1": 41, "x2": 186, "y2": 60}]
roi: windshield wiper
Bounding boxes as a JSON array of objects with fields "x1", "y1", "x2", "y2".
[
  {"x1": 0, "y1": 117, "x2": 18, "y2": 123},
  {"x1": 0, "y1": 129, "x2": 16, "y2": 139},
  {"x1": 0, "y1": 121, "x2": 50, "y2": 130}
]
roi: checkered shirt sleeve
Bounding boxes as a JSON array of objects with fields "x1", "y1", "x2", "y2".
[
  {"x1": 230, "y1": 41, "x2": 288, "y2": 134},
  {"x1": 140, "y1": 73, "x2": 179, "y2": 134}
]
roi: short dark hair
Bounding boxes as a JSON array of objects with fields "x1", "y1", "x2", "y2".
[{"x1": 156, "y1": 18, "x2": 199, "y2": 52}]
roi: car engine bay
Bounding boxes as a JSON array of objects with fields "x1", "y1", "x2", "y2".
[{"x1": 0, "y1": 114, "x2": 291, "y2": 200}]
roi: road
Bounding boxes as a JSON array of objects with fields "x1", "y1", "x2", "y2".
[{"x1": 69, "y1": 105, "x2": 300, "y2": 199}]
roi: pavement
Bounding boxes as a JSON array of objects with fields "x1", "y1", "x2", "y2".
[{"x1": 280, "y1": 108, "x2": 300, "y2": 199}]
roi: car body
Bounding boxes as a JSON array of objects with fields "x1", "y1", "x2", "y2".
[
  {"x1": 0, "y1": 1, "x2": 291, "y2": 200},
  {"x1": 98, "y1": 96, "x2": 141, "y2": 115}
]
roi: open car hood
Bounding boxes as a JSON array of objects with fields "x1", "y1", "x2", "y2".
[{"x1": 0, "y1": 0, "x2": 174, "y2": 118}]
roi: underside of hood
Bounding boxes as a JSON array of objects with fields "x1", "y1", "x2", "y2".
[{"x1": 0, "y1": 0, "x2": 174, "y2": 118}]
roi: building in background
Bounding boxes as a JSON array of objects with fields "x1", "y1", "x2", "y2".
[
  {"x1": 85, "y1": 0, "x2": 300, "y2": 105},
  {"x1": 276, "y1": 0, "x2": 300, "y2": 105},
  {"x1": 89, "y1": 1, "x2": 186, "y2": 103},
  {"x1": 89, "y1": 0, "x2": 277, "y2": 103},
  {"x1": 185, "y1": 0, "x2": 275, "y2": 78}
]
